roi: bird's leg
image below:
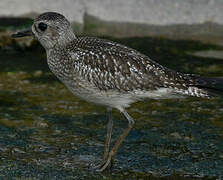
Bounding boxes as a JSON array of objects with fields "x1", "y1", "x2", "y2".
[
  {"x1": 97, "y1": 108, "x2": 135, "y2": 172},
  {"x1": 94, "y1": 107, "x2": 113, "y2": 169},
  {"x1": 103, "y1": 107, "x2": 113, "y2": 161}
]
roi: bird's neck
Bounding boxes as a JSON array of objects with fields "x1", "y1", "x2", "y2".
[{"x1": 57, "y1": 29, "x2": 76, "y2": 48}]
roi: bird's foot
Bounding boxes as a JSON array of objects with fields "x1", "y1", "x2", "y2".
[{"x1": 94, "y1": 154, "x2": 114, "y2": 172}]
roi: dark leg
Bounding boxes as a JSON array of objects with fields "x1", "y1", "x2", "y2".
[{"x1": 97, "y1": 108, "x2": 135, "y2": 172}]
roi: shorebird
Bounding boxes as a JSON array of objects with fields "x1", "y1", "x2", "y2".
[{"x1": 12, "y1": 12, "x2": 223, "y2": 172}]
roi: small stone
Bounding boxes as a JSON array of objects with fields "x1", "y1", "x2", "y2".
[
  {"x1": 33, "y1": 70, "x2": 43, "y2": 77},
  {"x1": 13, "y1": 148, "x2": 25, "y2": 154},
  {"x1": 7, "y1": 72, "x2": 16, "y2": 76},
  {"x1": 18, "y1": 71, "x2": 26, "y2": 75},
  {"x1": 0, "y1": 146, "x2": 8, "y2": 152},
  {"x1": 21, "y1": 80, "x2": 30, "y2": 84},
  {"x1": 170, "y1": 132, "x2": 181, "y2": 139},
  {"x1": 184, "y1": 136, "x2": 192, "y2": 141},
  {"x1": 35, "y1": 121, "x2": 49, "y2": 128}
]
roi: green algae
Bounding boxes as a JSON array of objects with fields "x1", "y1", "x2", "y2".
[{"x1": 0, "y1": 36, "x2": 223, "y2": 179}]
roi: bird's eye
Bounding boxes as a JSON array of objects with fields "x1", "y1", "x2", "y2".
[{"x1": 38, "y1": 22, "x2": 48, "y2": 32}]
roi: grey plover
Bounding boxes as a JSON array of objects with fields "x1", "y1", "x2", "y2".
[{"x1": 12, "y1": 12, "x2": 223, "y2": 171}]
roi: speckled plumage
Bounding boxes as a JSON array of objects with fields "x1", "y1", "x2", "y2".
[
  {"x1": 32, "y1": 12, "x2": 214, "y2": 108},
  {"x1": 46, "y1": 35, "x2": 212, "y2": 109},
  {"x1": 12, "y1": 12, "x2": 223, "y2": 172}
]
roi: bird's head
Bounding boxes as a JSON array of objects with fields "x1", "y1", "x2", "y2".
[{"x1": 12, "y1": 12, "x2": 76, "y2": 50}]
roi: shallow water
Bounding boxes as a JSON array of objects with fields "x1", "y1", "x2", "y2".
[{"x1": 0, "y1": 37, "x2": 223, "y2": 179}]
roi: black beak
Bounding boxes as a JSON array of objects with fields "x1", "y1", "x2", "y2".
[{"x1": 11, "y1": 27, "x2": 33, "y2": 38}]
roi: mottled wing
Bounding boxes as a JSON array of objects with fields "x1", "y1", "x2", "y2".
[{"x1": 67, "y1": 37, "x2": 195, "y2": 92}]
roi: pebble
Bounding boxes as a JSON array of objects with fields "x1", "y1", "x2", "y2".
[
  {"x1": 33, "y1": 70, "x2": 43, "y2": 77},
  {"x1": 170, "y1": 132, "x2": 182, "y2": 139}
]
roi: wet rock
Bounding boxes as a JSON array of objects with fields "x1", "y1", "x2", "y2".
[{"x1": 0, "y1": 35, "x2": 223, "y2": 179}]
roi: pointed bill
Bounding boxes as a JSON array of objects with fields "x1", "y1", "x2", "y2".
[{"x1": 11, "y1": 27, "x2": 33, "y2": 38}]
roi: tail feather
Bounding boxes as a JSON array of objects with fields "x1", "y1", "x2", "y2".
[{"x1": 194, "y1": 77, "x2": 223, "y2": 97}]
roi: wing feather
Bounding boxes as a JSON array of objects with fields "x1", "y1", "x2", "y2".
[{"x1": 67, "y1": 37, "x2": 194, "y2": 92}]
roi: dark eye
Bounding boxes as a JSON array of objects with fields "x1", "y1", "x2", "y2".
[{"x1": 38, "y1": 22, "x2": 48, "y2": 32}]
